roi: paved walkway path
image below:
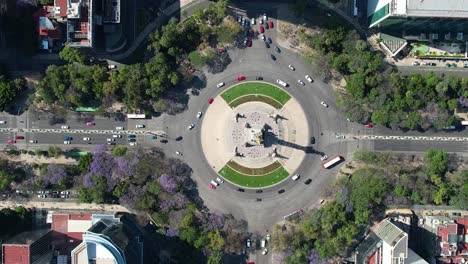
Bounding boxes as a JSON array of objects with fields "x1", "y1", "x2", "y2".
[{"x1": 0, "y1": 200, "x2": 129, "y2": 212}]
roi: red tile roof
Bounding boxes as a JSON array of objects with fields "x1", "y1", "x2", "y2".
[
  {"x1": 436, "y1": 217, "x2": 468, "y2": 264},
  {"x1": 54, "y1": 0, "x2": 67, "y2": 17},
  {"x1": 2, "y1": 245, "x2": 29, "y2": 264}
]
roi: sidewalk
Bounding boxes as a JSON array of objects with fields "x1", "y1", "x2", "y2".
[{"x1": 0, "y1": 200, "x2": 129, "y2": 212}]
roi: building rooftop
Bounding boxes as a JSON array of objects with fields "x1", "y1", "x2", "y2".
[
  {"x1": 374, "y1": 219, "x2": 406, "y2": 245},
  {"x1": 405, "y1": 0, "x2": 468, "y2": 18}
]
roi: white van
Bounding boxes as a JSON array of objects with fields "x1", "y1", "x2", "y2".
[
  {"x1": 291, "y1": 174, "x2": 300, "y2": 181},
  {"x1": 261, "y1": 239, "x2": 266, "y2": 248},
  {"x1": 276, "y1": 79, "x2": 287, "y2": 87}
]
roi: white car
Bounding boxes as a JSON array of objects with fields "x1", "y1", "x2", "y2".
[
  {"x1": 0, "y1": 121, "x2": 6, "y2": 124},
  {"x1": 251, "y1": 18, "x2": 255, "y2": 25},
  {"x1": 129, "y1": 142, "x2": 137, "y2": 146},
  {"x1": 107, "y1": 64, "x2": 117, "y2": 69},
  {"x1": 262, "y1": 248, "x2": 268, "y2": 255},
  {"x1": 187, "y1": 124, "x2": 195, "y2": 130},
  {"x1": 246, "y1": 239, "x2": 251, "y2": 248},
  {"x1": 305, "y1": 75, "x2": 313, "y2": 83},
  {"x1": 266, "y1": 234, "x2": 271, "y2": 241},
  {"x1": 175, "y1": 151, "x2": 183, "y2": 156},
  {"x1": 61, "y1": 125, "x2": 69, "y2": 129},
  {"x1": 321, "y1": 155, "x2": 329, "y2": 161},
  {"x1": 320, "y1": 101, "x2": 328, "y2": 107},
  {"x1": 83, "y1": 137, "x2": 90, "y2": 141},
  {"x1": 197, "y1": 112, "x2": 202, "y2": 119},
  {"x1": 63, "y1": 141, "x2": 71, "y2": 144},
  {"x1": 261, "y1": 34, "x2": 265, "y2": 41},
  {"x1": 116, "y1": 126, "x2": 124, "y2": 130},
  {"x1": 135, "y1": 124, "x2": 145, "y2": 128},
  {"x1": 29, "y1": 140, "x2": 37, "y2": 143},
  {"x1": 60, "y1": 191, "x2": 69, "y2": 194},
  {"x1": 112, "y1": 135, "x2": 122, "y2": 138},
  {"x1": 276, "y1": 79, "x2": 287, "y2": 87},
  {"x1": 263, "y1": 14, "x2": 267, "y2": 21},
  {"x1": 216, "y1": 82, "x2": 225, "y2": 88},
  {"x1": 291, "y1": 174, "x2": 300, "y2": 181},
  {"x1": 259, "y1": 18, "x2": 264, "y2": 24},
  {"x1": 297, "y1": 80, "x2": 305, "y2": 86},
  {"x1": 210, "y1": 180, "x2": 219, "y2": 186},
  {"x1": 216, "y1": 177, "x2": 224, "y2": 183},
  {"x1": 288, "y1": 65, "x2": 295, "y2": 71},
  {"x1": 107, "y1": 138, "x2": 115, "y2": 142}
]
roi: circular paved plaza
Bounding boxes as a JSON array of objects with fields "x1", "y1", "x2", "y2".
[{"x1": 200, "y1": 82, "x2": 310, "y2": 188}]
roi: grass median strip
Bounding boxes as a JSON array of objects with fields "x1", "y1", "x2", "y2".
[
  {"x1": 221, "y1": 82, "x2": 291, "y2": 107},
  {"x1": 229, "y1": 94, "x2": 283, "y2": 109},
  {"x1": 227, "y1": 160, "x2": 282, "y2": 175},
  {"x1": 219, "y1": 162, "x2": 290, "y2": 188}
]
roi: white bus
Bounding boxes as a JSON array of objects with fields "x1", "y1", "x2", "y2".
[
  {"x1": 322, "y1": 156, "x2": 343, "y2": 169},
  {"x1": 127, "y1": 114, "x2": 146, "y2": 119}
]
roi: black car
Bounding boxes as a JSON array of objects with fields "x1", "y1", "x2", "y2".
[
  {"x1": 256, "y1": 190, "x2": 263, "y2": 193},
  {"x1": 275, "y1": 46, "x2": 281, "y2": 53},
  {"x1": 238, "y1": 188, "x2": 245, "y2": 192},
  {"x1": 278, "y1": 189, "x2": 285, "y2": 194},
  {"x1": 267, "y1": 37, "x2": 272, "y2": 44},
  {"x1": 107, "y1": 142, "x2": 116, "y2": 145},
  {"x1": 160, "y1": 139, "x2": 168, "y2": 144},
  {"x1": 270, "y1": 54, "x2": 276, "y2": 61},
  {"x1": 175, "y1": 136, "x2": 183, "y2": 141},
  {"x1": 265, "y1": 42, "x2": 270, "y2": 48},
  {"x1": 304, "y1": 179, "x2": 312, "y2": 185},
  {"x1": 128, "y1": 138, "x2": 136, "y2": 142},
  {"x1": 256, "y1": 198, "x2": 262, "y2": 202},
  {"x1": 256, "y1": 76, "x2": 263, "y2": 80},
  {"x1": 128, "y1": 134, "x2": 136, "y2": 138},
  {"x1": 265, "y1": 23, "x2": 269, "y2": 29},
  {"x1": 310, "y1": 137, "x2": 315, "y2": 144}
]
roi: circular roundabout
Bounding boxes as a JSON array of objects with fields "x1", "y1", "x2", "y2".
[{"x1": 201, "y1": 81, "x2": 310, "y2": 188}]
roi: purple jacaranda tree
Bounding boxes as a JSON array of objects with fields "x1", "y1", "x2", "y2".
[
  {"x1": 166, "y1": 228, "x2": 179, "y2": 237},
  {"x1": 119, "y1": 184, "x2": 146, "y2": 210},
  {"x1": 307, "y1": 249, "x2": 324, "y2": 264},
  {"x1": 84, "y1": 145, "x2": 114, "y2": 188},
  {"x1": 44, "y1": 163, "x2": 67, "y2": 186},
  {"x1": 158, "y1": 174, "x2": 178, "y2": 193}
]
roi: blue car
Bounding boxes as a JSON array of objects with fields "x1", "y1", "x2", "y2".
[
  {"x1": 149, "y1": 135, "x2": 157, "y2": 139},
  {"x1": 270, "y1": 54, "x2": 276, "y2": 61},
  {"x1": 275, "y1": 46, "x2": 281, "y2": 53},
  {"x1": 64, "y1": 136, "x2": 73, "y2": 141},
  {"x1": 265, "y1": 42, "x2": 270, "y2": 48}
]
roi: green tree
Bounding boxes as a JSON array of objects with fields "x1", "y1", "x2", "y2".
[
  {"x1": 207, "y1": 251, "x2": 223, "y2": 264},
  {"x1": 207, "y1": 229, "x2": 225, "y2": 251},
  {"x1": 0, "y1": 78, "x2": 18, "y2": 111},
  {"x1": 78, "y1": 153, "x2": 92, "y2": 173},
  {"x1": 59, "y1": 45, "x2": 85, "y2": 64},
  {"x1": 112, "y1": 146, "x2": 127, "y2": 157},
  {"x1": 394, "y1": 185, "x2": 411, "y2": 198},
  {"x1": 0, "y1": 169, "x2": 14, "y2": 190},
  {"x1": 405, "y1": 111, "x2": 421, "y2": 129},
  {"x1": 450, "y1": 182, "x2": 468, "y2": 210},
  {"x1": 346, "y1": 72, "x2": 366, "y2": 98},
  {"x1": 35, "y1": 149, "x2": 43, "y2": 156},
  {"x1": 424, "y1": 149, "x2": 448, "y2": 185},
  {"x1": 371, "y1": 110, "x2": 389, "y2": 126}
]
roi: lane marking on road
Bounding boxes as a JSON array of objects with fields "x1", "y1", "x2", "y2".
[
  {"x1": 363, "y1": 135, "x2": 468, "y2": 142},
  {"x1": 0, "y1": 128, "x2": 165, "y2": 135}
]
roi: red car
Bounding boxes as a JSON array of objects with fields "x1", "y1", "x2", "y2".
[
  {"x1": 216, "y1": 48, "x2": 225, "y2": 54},
  {"x1": 246, "y1": 40, "x2": 252, "y2": 47},
  {"x1": 15, "y1": 136, "x2": 24, "y2": 139},
  {"x1": 268, "y1": 21, "x2": 274, "y2": 28},
  {"x1": 208, "y1": 98, "x2": 214, "y2": 104},
  {"x1": 365, "y1": 123, "x2": 373, "y2": 128},
  {"x1": 237, "y1": 76, "x2": 246, "y2": 81},
  {"x1": 209, "y1": 183, "x2": 217, "y2": 190},
  {"x1": 7, "y1": 140, "x2": 15, "y2": 144},
  {"x1": 86, "y1": 122, "x2": 95, "y2": 126},
  {"x1": 259, "y1": 26, "x2": 264, "y2": 33},
  {"x1": 247, "y1": 262, "x2": 255, "y2": 264}
]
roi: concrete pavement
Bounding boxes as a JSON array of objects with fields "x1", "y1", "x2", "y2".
[{"x1": 0, "y1": 200, "x2": 129, "y2": 212}]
